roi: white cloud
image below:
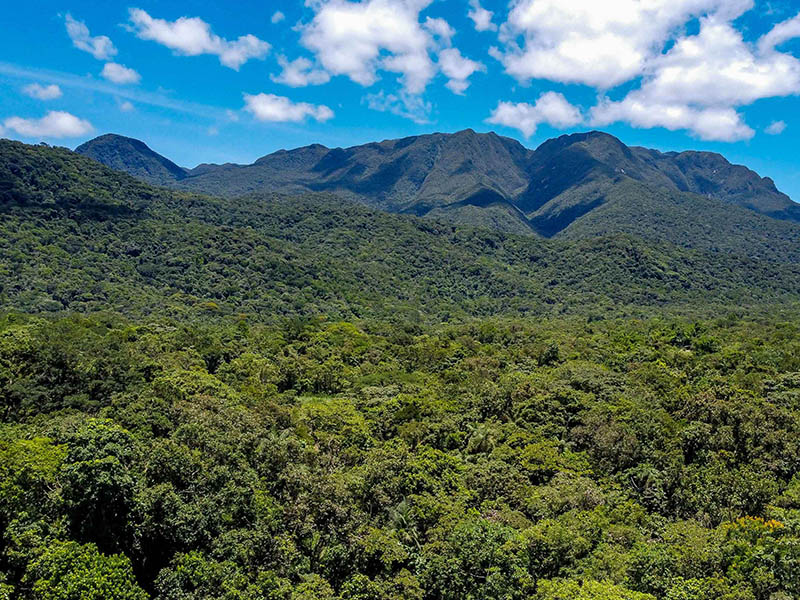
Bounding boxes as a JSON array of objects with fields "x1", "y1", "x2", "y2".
[
  {"x1": 65, "y1": 14, "x2": 117, "y2": 60},
  {"x1": 591, "y1": 98, "x2": 754, "y2": 142},
  {"x1": 759, "y1": 12, "x2": 800, "y2": 52},
  {"x1": 489, "y1": 2, "x2": 798, "y2": 142},
  {"x1": 128, "y1": 8, "x2": 270, "y2": 70},
  {"x1": 438, "y1": 48, "x2": 485, "y2": 94},
  {"x1": 468, "y1": 0, "x2": 496, "y2": 32},
  {"x1": 486, "y1": 92, "x2": 583, "y2": 137},
  {"x1": 766, "y1": 120, "x2": 787, "y2": 134},
  {"x1": 119, "y1": 100, "x2": 135, "y2": 112},
  {"x1": 423, "y1": 17, "x2": 455, "y2": 45},
  {"x1": 365, "y1": 90, "x2": 432, "y2": 123},
  {"x1": 22, "y1": 83, "x2": 62, "y2": 100},
  {"x1": 3, "y1": 111, "x2": 93, "y2": 138},
  {"x1": 243, "y1": 93, "x2": 334, "y2": 123},
  {"x1": 630, "y1": 18, "x2": 800, "y2": 107},
  {"x1": 493, "y1": 0, "x2": 750, "y2": 88},
  {"x1": 300, "y1": 0, "x2": 437, "y2": 94},
  {"x1": 272, "y1": 56, "x2": 331, "y2": 87},
  {"x1": 271, "y1": 11, "x2": 286, "y2": 24},
  {"x1": 589, "y1": 13, "x2": 800, "y2": 141},
  {"x1": 296, "y1": 0, "x2": 482, "y2": 114},
  {"x1": 101, "y1": 63, "x2": 141, "y2": 85}
]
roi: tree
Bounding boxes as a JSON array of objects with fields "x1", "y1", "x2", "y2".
[
  {"x1": 60, "y1": 419, "x2": 137, "y2": 553},
  {"x1": 23, "y1": 541, "x2": 147, "y2": 600}
]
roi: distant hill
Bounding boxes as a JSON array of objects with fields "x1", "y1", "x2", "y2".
[
  {"x1": 4, "y1": 137, "x2": 800, "y2": 320},
  {"x1": 76, "y1": 131, "x2": 798, "y2": 231},
  {"x1": 73, "y1": 130, "x2": 800, "y2": 261},
  {"x1": 75, "y1": 134, "x2": 187, "y2": 187}
]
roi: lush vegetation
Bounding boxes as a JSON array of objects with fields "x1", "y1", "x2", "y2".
[
  {"x1": 1, "y1": 313, "x2": 800, "y2": 599},
  {"x1": 2, "y1": 140, "x2": 800, "y2": 322},
  {"x1": 2, "y1": 139, "x2": 800, "y2": 599},
  {"x1": 557, "y1": 179, "x2": 800, "y2": 264}
]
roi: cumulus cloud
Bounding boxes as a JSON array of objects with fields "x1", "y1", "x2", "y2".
[
  {"x1": 272, "y1": 56, "x2": 331, "y2": 87},
  {"x1": 128, "y1": 8, "x2": 270, "y2": 70},
  {"x1": 468, "y1": 0, "x2": 496, "y2": 32},
  {"x1": 22, "y1": 83, "x2": 62, "y2": 100},
  {"x1": 591, "y1": 98, "x2": 754, "y2": 141},
  {"x1": 295, "y1": 0, "x2": 482, "y2": 116},
  {"x1": 759, "y1": 12, "x2": 800, "y2": 52},
  {"x1": 589, "y1": 12, "x2": 800, "y2": 141},
  {"x1": 631, "y1": 18, "x2": 800, "y2": 107},
  {"x1": 422, "y1": 16, "x2": 455, "y2": 45},
  {"x1": 65, "y1": 14, "x2": 117, "y2": 60},
  {"x1": 101, "y1": 62, "x2": 141, "y2": 85},
  {"x1": 271, "y1": 11, "x2": 286, "y2": 24},
  {"x1": 3, "y1": 111, "x2": 93, "y2": 138},
  {"x1": 438, "y1": 48, "x2": 485, "y2": 94},
  {"x1": 119, "y1": 101, "x2": 135, "y2": 112},
  {"x1": 486, "y1": 92, "x2": 583, "y2": 137},
  {"x1": 493, "y1": 0, "x2": 748, "y2": 88},
  {"x1": 300, "y1": 0, "x2": 437, "y2": 94},
  {"x1": 488, "y1": 2, "x2": 799, "y2": 141},
  {"x1": 243, "y1": 93, "x2": 333, "y2": 123},
  {"x1": 766, "y1": 120, "x2": 787, "y2": 135}
]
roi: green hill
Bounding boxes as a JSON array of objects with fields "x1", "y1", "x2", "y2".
[
  {"x1": 75, "y1": 129, "x2": 800, "y2": 237},
  {"x1": 75, "y1": 134, "x2": 188, "y2": 187},
  {"x1": 2, "y1": 137, "x2": 800, "y2": 600},
  {"x1": 3, "y1": 139, "x2": 800, "y2": 321}
]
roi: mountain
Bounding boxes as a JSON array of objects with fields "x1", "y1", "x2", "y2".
[
  {"x1": 5, "y1": 133, "x2": 800, "y2": 600},
  {"x1": 72, "y1": 130, "x2": 800, "y2": 261},
  {"x1": 4, "y1": 137, "x2": 800, "y2": 319},
  {"x1": 75, "y1": 130, "x2": 799, "y2": 237},
  {"x1": 519, "y1": 131, "x2": 799, "y2": 233},
  {"x1": 75, "y1": 133, "x2": 188, "y2": 187}
]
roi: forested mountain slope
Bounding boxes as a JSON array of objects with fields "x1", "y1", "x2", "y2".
[
  {"x1": 75, "y1": 134, "x2": 188, "y2": 187},
  {"x1": 3, "y1": 139, "x2": 800, "y2": 320},
  {"x1": 2, "y1": 136, "x2": 800, "y2": 600},
  {"x1": 76, "y1": 129, "x2": 800, "y2": 238}
]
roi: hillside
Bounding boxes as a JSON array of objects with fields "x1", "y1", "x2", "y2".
[
  {"x1": 3, "y1": 138, "x2": 800, "y2": 321},
  {"x1": 3, "y1": 311, "x2": 800, "y2": 600},
  {"x1": 75, "y1": 134, "x2": 188, "y2": 187},
  {"x1": 75, "y1": 130, "x2": 800, "y2": 238},
  {"x1": 558, "y1": 178, "x2": 800, "y2": 263},
  {"x1": 3, "y1": 131, "x2": 800, "y2": 600}
]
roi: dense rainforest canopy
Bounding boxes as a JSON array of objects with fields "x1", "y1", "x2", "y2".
[
  {"x1": 0, "y1": 139, "x2": 799, "y2": 599},
  {"x1": 2, "y1": 314, "x2": 800, "y2": 600}
]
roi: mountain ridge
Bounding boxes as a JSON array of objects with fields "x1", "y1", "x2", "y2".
[
  {"x1": 73, "y1": 129, "x2": 799, "y2": 237},
  {"x1": 4, "y1": 137, "x2": 800, "y2": 320}
]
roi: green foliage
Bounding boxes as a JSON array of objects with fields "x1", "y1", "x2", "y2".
[
  {"x1": 23, "y1": 541, "x2": 147, "y2": 600},
  {"x1": 537, "y1": 579, "x2": 655, "y2": 600},
  {"x1": 60, "y1": 420, "x2": 137, "y2": 553},
  {"x1": 2, "y1": 138, "x2": 800, "y2": 600},
  {"x1": 0, "y1": 314, "x2": 797, "y2": 598},
  {"x1": 0, "y1": 435, "x2": 66, "y2": 522},
  {"x1": 3, "y1": 140, "x2": 800, "y2": 322}
]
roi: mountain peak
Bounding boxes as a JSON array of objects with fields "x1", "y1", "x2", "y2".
[
  {"x1": 75, "y1": 129, "x2": 797, "y2": 229},
  {"x1": 534, "y1": 130, "x2": 627, "y2": 154},
  {"x1": 76, "y1": 134, "x2": 187, "y2": 187}
]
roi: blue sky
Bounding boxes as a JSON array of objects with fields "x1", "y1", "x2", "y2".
[{"x1": 1, "y1": 0, "x2": 799, "y2": 200}]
